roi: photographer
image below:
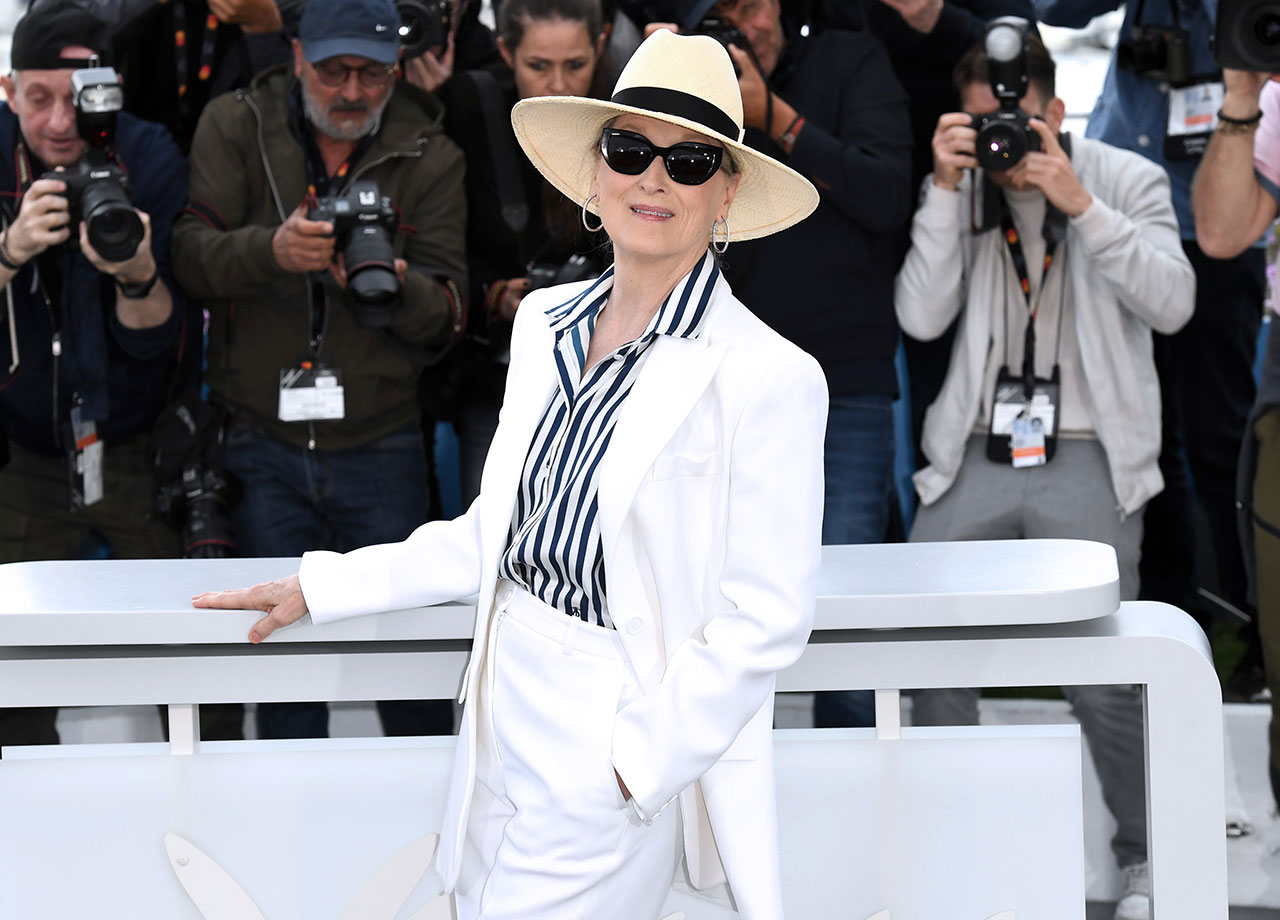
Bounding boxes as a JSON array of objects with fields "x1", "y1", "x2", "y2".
[
  {"x1": 1192, "y1": 68, "x2": 1280, "y2": 810},
  {"x1": 171, "y1": 0, "x2": 468, "y2": 740},
  {"x1": 896, "y1": 28, "x2": 1192, "y2": 920},
  {"x1": 432, "y1": 0, "x2": 608, "y2": 505},
  {"x1": 0, "y1": 3, "x2": 199, "y2": 750},
  {"x1": 647, "y1": 0, "x2": 911, "y2": 728}
]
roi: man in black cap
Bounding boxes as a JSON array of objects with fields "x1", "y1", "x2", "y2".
[
  {"x1": 0, "y1": 2, "x2": 200, "y2": 750},
  {"x1": 173, "y1": 0, "x2": 468, "y2": 740}
]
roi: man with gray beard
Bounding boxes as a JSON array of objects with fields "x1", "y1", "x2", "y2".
[{"x1": 172, "y1": 0, "x2": 468, "y2": 740}]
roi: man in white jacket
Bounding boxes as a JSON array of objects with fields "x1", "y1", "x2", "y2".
[{"x1": 895, "y1": 33, "x2": 1193, "y2": 920}]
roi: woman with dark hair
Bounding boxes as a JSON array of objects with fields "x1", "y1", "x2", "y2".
[
  {"x1": 428, "y1": 0, "x2": 609, "y2": 506},
  {"x1": 197, "y1": 29, "x2": 823, "y2": 920}
]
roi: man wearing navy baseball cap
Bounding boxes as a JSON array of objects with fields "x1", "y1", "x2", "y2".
[{"x1": 174, "y1": 0, "x2": 469, "y2": 741}]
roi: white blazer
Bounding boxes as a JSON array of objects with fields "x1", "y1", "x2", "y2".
[{"x1": 300, "y1": 271, "x2": 828, "y2": 919}]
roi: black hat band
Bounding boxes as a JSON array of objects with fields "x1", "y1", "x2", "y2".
[{"x1": 610, "y1": 87, "x2": 739, "y2": 142}]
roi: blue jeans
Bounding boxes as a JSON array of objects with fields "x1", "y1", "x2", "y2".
[
  {"x1": 225, "y1": 422, "x2": 452, "y2": 739},
  {"x1": 813, "y1": 395, "x2": 895, "y2": 729}
]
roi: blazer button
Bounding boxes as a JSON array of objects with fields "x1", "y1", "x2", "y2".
[
  {"x1": 626, "y1": 618, "x2": 644, "y2": 635},
  {"x1": 497, "y1": 583, "x2": 515, "y2": 605}
]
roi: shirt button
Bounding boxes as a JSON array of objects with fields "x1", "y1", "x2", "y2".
[
  {"x1": 1137, "y1": 134, "x2": 1150, "y2": 147},
  {"x1": 614, "y1": 353, "x2": 625, "y2": 361},
  {"x1": 626, "y1": 618, "x2": 644, "y2": 635}
]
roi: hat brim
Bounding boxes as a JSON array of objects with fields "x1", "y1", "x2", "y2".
[
  {"x1": 303, "y1": 36, "x2": 399, "y2": 65},
  {"x1": 512, "y1": 95, "x2": 818, "y2": 242}
]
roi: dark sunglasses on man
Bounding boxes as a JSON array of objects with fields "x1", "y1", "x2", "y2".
[
  {"x1": 312, "y1": 59, "x2": 398, "y2": 90},
  {"x1": 599, "y1": 128, "x2": 730, "y2": 186}
]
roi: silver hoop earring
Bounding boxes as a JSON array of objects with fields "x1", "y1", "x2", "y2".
[
  {"x1": 582, "y1": 195, "x2": 603, "y2": 232},
  {"x1": 712, "y1": 216, "x2": 730, "y2": 254}
]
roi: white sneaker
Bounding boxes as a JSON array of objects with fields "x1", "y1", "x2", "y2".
[{"x1": 1114, "y1": 861, "x2": 1150, "y2": 920}]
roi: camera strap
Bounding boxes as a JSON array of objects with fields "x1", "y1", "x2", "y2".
[
  {"x1": 986, "y1": 192, "x2": 1069, "y2": 467},
  {"x1": 172, "y1": 3, "x2": 221, "y2": 103},
  {"x1": 998, "y1": 193, "x2": 1067, "y2": 402},
  {"x1": 458, "y1": 70, "x2": 529, "y2": 237}
]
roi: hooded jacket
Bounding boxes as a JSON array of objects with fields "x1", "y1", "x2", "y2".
[{"x1": 172, "y1": 66, "x2": 468, "y2": 451}]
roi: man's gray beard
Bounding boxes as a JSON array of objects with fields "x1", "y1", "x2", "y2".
[{"x1": 301, "y1": 80, "x2": 389, "y2": 142}]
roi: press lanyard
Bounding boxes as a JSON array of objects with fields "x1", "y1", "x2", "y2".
[
  {"x1": 173, "y1": 5, "x2": 220, "y2": 101},
  {"x1": 999, "y1": 195, "x2": 1068, "y2": 400}
]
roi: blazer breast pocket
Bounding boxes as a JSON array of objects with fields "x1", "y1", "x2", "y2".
[{"x1": 651, "y1": 451, "x2": 723, "y2": 481}]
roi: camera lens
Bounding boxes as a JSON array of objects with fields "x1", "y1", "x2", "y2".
[
  {"x1": 343, "y1": 225, "x2": 402, "y2": 327},
  {"x1": 80, "y1": 177, "x2": 143, "y2": 262},
  {"x1": 1255, "y1": 11, "x2": 1280, "y2": 45},
  {"x1": 975, "y1": 121, "x2": 1027, "y2": 172},
  {"x1": 396, "y1": 0, "x2": 447, "y2": 59}
]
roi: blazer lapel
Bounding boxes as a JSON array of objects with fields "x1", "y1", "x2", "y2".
[
  {"x1": 477, "y1": 318, "x2": 558, "y2": 559},
  {"x1": 598, "y1": 331, "x2": 726, "y2": 564}
]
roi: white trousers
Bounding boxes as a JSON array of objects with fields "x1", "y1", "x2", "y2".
[{"x1": 453, "y1": 580, "x2": 683, "y2": 920}]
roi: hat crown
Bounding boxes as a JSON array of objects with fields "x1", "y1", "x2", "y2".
[
  {"x1": 299, "y1": 0, "x2": 400, "y2": 47},
  {"x1": 610, "y1": 30, "x2": 744, "y2": 143}
]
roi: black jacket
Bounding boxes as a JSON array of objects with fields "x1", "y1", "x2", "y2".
[{"x1": 723, "y1": 28, "x2": 912, "y2": 398}]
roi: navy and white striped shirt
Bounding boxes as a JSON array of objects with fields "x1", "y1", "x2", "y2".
[{"x1": 498, "y1": 252, "x2": 721, "y2": 628}]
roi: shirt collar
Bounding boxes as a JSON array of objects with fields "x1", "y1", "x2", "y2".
[{"x1": 545, "y1": 252, "x2": 720, "y2": 341}]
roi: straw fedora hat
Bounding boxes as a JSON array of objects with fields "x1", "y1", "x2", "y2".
[{"x1": 510, "y1": 28, "x2": 819, "y2": 242}]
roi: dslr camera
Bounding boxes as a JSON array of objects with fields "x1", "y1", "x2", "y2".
[
  {"x1": 309, "y1": 179, "x2": 402, "y2": 328},
  {"x1": 42, "y1": 63, "x2": 144, "y2": 263},
  {"x1": 969, "y1": 17, "x2": 1041, "y2": 172},
  {"x1": 397, "y1": 0, "x2": 452, "y2": 58},
  {"x1": 151, "y1": 396, "x2": 236, "y2": 559},
  {"x1": 692, "y1": 16, "x2": 748, "y2": 50},
  {"x1": 526, "y1": 254, "x2": 595, "y2": 292},
  {"x1": 1117, "y1": 24, "x2": 1192, "y2": 84},
  {"x1": 1215, "y1": 0, "x2": 1280, "y2": 71}
]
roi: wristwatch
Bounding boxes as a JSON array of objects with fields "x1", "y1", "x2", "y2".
[{"x1": 116, "y1": 268, "x2": 160, "y2": 299}]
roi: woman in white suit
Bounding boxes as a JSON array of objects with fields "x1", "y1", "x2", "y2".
[{"x1": 196, "y1": 28, "x2": 825, "y2": 920}]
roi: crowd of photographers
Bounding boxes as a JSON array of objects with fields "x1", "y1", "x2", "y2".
[{"x1": 1, "y1": 0, "x2": 1279, "y2": 914}]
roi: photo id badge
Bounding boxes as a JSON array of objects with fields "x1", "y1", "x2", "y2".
[
  {"x1": 67, "y1": 404, "x2": 104, "y2": 510},
  {"x1": 278, "y1": 366, "x2": 345, "y2": 422},
  {"x1": 1011, "y1": 414, "x2": 1047, "y2": 467},
  {"x1": 986, "y1": 366, "x2": 1060, "y2": 465},
  {"x1": 1165, "y1": 80, "x2": 1224, "y2": 160}
]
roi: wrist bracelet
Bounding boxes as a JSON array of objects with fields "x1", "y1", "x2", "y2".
[
  {"x1": 1218, "y1": 107, "x2": 1263, "y2": 125},
  {"x1": 1217, "y1": 108, "x2": 1263, "y2": 135},
  {"x1": 780, "y1": 114, "x2": 805, "y2": 149},
  {"x1": 0, "y1": 233, "x2": 23, "y2": 272},
  {"x1": 485, "y1": 280, "x2": 509, "y2": 320},
  {"x1": 116, "y1": 268, "x2": 160, "y2": 299}
]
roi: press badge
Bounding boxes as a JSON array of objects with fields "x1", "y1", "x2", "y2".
[
  {"x1": 986, "y1": 368, "x2": 1059, "y2": 466},
  {"x1": 68, "y1": 404, "x2": 103, "y2": 509},
  {"x1": 278, "y1": 365, "x2": 345, "y2": 422},
  {"x1": 1166, "y1": 80, "x2": 1223, "y2": 160}
]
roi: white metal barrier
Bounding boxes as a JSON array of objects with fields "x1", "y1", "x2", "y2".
[{"x1": 0, "y1": 540, "x2": 1224, "y2": 919}]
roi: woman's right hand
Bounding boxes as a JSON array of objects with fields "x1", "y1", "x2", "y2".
[{"x1": 192, "y1": 574, "x2": 309, "y2": 644}]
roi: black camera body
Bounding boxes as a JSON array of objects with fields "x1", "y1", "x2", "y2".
[
  {"x1": 309, "y1": 180, "x2": 402, "y2": 328},
  {"x1": 527, "y1": 254, "x2": 595, "y2": 292},
  {"x1": 1215, "y1": 0, "x2": 1280, "y2": 71},
  {"x1": 397, "y1": 0, "x2": 452, "y2": 58},
  {"x1": 41, "y1": 64, "x2": 144, "y2": 263},
  {"x1": 1117, "y1": 23, "x2": 1193, "y2": 84},
  {"x1": 45, "y1": 159, "x2": 143, "y2": 263},
  {"x1": 971, "y1": 109, "x2": 1042, "y2": 172},
  {"x1": 692, "y1": 16, "x2": 748, "y2": 50},
  {"x1": 151, "y1": 396, "x2": 236, "y2": 559},
  {"x1": 971, "y1": 17, "x2": 1040, "y2": 172}
]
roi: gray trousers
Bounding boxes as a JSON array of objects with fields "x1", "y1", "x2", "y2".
[{"x1": 910, "y1": 436, "x2": 1148, "y2": 868}]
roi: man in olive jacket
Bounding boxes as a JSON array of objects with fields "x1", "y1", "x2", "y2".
[{"x1": 172, "y1": 0, "x2": 467, "y2": 740}]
